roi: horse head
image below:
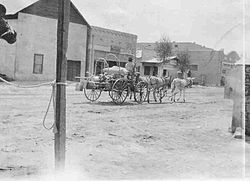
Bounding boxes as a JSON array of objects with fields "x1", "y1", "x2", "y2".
[
  {"x1": 185, "y1": 77, "x2": 195, "y2": 88},
  {"x1": 0, "y1": 4, "x2": 17, "y2": 44}
]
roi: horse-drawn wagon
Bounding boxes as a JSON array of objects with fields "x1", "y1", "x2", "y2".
[{"x1": 76, "y1": 55, "x2": 148, "y2": 105}]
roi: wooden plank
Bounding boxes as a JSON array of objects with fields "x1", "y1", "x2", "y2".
[
  {"x1": 54, "y1": 0, "x2": 70, "y2": 171},
  {"x1": 246, "y1": 65, "x2": 250, "y2": 135}
]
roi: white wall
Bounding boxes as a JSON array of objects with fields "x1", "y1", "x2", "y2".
[
  {"x1": 67, "y1": 22, "x2": 87, "y2": 77},
  {"x1": 14, "y1": 13, "x2": 87, "y2": 81}
]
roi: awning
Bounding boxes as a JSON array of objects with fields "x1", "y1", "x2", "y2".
[
  {"x1": 141, "y1": 56, "x2": 179, "y2": 64},
  {"x1": 141, "y1": 58, "x2": 161, "y2": 64}
]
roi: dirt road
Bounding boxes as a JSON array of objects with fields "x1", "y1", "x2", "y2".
[{"x1": 0, "y1": 82, "x2": 248, "y2": 180}]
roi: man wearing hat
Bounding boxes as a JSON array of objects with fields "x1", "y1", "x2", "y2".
[
  {"x1": 177, "y1": 70, "x2": 184, "y2": 79},
  {"x1": 187, "y1": 69, "x2": 192, "y2": 78},
  {"x1": 125, "y1": 57, "x2": 135, "y2": 79}
]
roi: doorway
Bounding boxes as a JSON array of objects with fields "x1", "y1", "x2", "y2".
[{"x1": 67, "y1": 60, "x2": 81, "y2": 81}]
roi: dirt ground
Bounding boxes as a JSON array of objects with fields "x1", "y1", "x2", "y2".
[{"x1": 0, "y1": 81, "x2": 248, "y2": 180}]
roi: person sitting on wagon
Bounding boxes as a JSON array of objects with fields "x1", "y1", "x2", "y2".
[
  {"x1": 187, "y1": 69, "x2": 192, "y2": 78},
  {"x1": 125, "y1": 57, "x2": 135, "y2": 79},
  {"x1": 177, "y1": 70, "x2": 184, "y2": 79}
]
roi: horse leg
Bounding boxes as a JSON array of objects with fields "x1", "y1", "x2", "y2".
[
  {"x1": 180, "y1": 91, "x2": 183, "y2": 102},
  {"x1": 177, "y1": 90, "x2": 181, "y2": 102},
  {"x1": 171, "y1": 91, "x2": 175, "y2": 103},
  {"x1": 130, "y1": 87, "x2": 135, "y2": 101},
  {"x1": 153, "y1": 90, "x2": 157, "y2": 102},
  {"x1": 147, "y1": 90, "x2": 150, "y2": 103},
  {"x1": 159, "y1": 88, "x2": 164, "y2": 103},
  {"x1": 183, "y1": 89, "x2": 186, "y2": 103},
  {"x1": 159, "y1": 92, "x2": 162, "y2": 103}
]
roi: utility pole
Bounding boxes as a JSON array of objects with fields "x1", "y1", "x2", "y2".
[{"x1": 55, "y1": 0, "x2": 70, "y2": 171}]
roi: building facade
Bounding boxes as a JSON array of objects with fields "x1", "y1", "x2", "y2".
[
  {"x1": 0, "y1": 0, "x2": 90, "y2": 81},
  {"x1": 88, "y1": 26, "x2": 137, "y2": 75},
  {"x1": 137, "y1": 42, "x2": 225, "y2": 86},
  {"x1": 141, "y1": 56, "x2": 179, "y2": 77}
]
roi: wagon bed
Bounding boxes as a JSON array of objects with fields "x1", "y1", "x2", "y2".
[{"x1": 76, "y1": 56, "x2": 148, "y2": 105}]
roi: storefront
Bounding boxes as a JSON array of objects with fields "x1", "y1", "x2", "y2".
[
  {"x1": 89, "y1": 26, "x2": 137, "y2": 75},
  {"x1": 141, "y1": 56, "x2": 179, "y2": 77}
]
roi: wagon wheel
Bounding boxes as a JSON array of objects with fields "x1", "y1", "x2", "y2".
[
  {"x1": 84, "y1": 88, "x2": 102, "y2": 102},
  {"x1": 110, "y1": 79, "x2": 128, "y2": 104},
  {"x1": 108, "y1": 91, "x2": 113, "y2": 99},
  {"x1": 134, "y1": 81, "x2": 148, "y2": 104}
]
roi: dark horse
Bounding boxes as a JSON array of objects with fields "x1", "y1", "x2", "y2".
[{"x1": 0, "y1": 4, "x2": 17, "y2": 44}]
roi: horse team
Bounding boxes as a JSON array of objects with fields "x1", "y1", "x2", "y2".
[{"x1": 135, "y1": 73, "x2": 195, "y2": 103}]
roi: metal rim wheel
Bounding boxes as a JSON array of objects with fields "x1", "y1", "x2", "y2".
[
  {"x1": 84, "y1": 88, "x2": 102, "y2": 102},
  {"x1": 110, "y1": 79, "x2": 128, "y2": 104},
  {"x1": 134, "y1": 81, "x2": 148, "y2": 104},
  {"x1": 108, "y1": 91, "x2": 112, "y2": 99}
]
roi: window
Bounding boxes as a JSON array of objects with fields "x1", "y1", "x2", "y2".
[
  {"x1": 189, "y1": 65, "x2": 198, "y2": 71},
  {"x1": 163, "y1": 69, "x2": 167, "y2": 76},
  {"x1": 33, "y1": 54, "x2": 44, "y2": 74},
  {"x1": 120, "y1": 62, "x2": 126, "y2": 68},
  {"x1": 144, "y1": 66, "x2": 150, "y2": 75},
  {"x1": 153, "y1": 66, "x2": 158, "y2": 76},
  {"x1": 107, "y1": 61, "x2": 117, "y2": 67},
  {"x1": 94, "y1": 60, "x2": 103, "y2": 75}
]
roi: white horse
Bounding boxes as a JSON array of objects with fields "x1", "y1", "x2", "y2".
[
  {"x1": 170, "y1": 77, "x2": 195, "y2": 102},
  {"x1": 138, "y1": 75, "x2": 172, "y2": 103}
]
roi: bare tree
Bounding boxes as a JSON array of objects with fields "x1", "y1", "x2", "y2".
[
  {"x1": 225, "y1": 51, "x2": 240, "y2": 63},
  {"x1": 177, "y1": 51, "x2": 190, "y2": 72},
  {"x1": 155, "y1": 35, "x2": 172, "y2": 62}
]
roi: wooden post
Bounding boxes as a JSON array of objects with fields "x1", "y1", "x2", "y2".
[
  {"x1": 228, "y1": 65, "x2": 244, "y2": 138},
  {"x1": 91, "y1": 34, "x2": 95, "y2": 75},
  {"x1": 55, "y1": 0, "x2": 70, "y2": 171},
  {"x1": 85, "y1": 27, "x2": 91, "y2": 77},
  {"x1": 245, "y1": 65, "x2": 250, "y2": 135}
]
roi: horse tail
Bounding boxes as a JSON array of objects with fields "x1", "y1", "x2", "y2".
[{"x1": 169, "y1": 75, "x2": 173, "y2": 89}]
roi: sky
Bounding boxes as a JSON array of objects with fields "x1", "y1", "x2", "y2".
[{"x1": 1, "y1": 0, "x2": 249, "y2": 56}]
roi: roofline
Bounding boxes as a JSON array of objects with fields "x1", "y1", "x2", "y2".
[
  {"x1": 5, "y1": 0, "x2": 91, "y2": 29},
  {"x1": 141, "y1": 56, "x2": 178, "y2": 63},
  {"x1": 4, "y1": 14, "x2": 18, "y2": 19},
  {"x1": 141, "y1": 61, "x2": 162, "y2": 64},
  {"x1": 91, "y1": 26, "x2": 137, "y2": 38},
  {"x1": 137, "y1": 42, "x2": 215, "y2": 49},
  {"x1": 137, "y1": 41, "x2": 205, "y2": 44},
  {"x1": 17, "y1": 0, "x2": 39, "y2": 14},
  {"x1": 70, "y1": 2, "x2": 91, "y2": 29}
]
